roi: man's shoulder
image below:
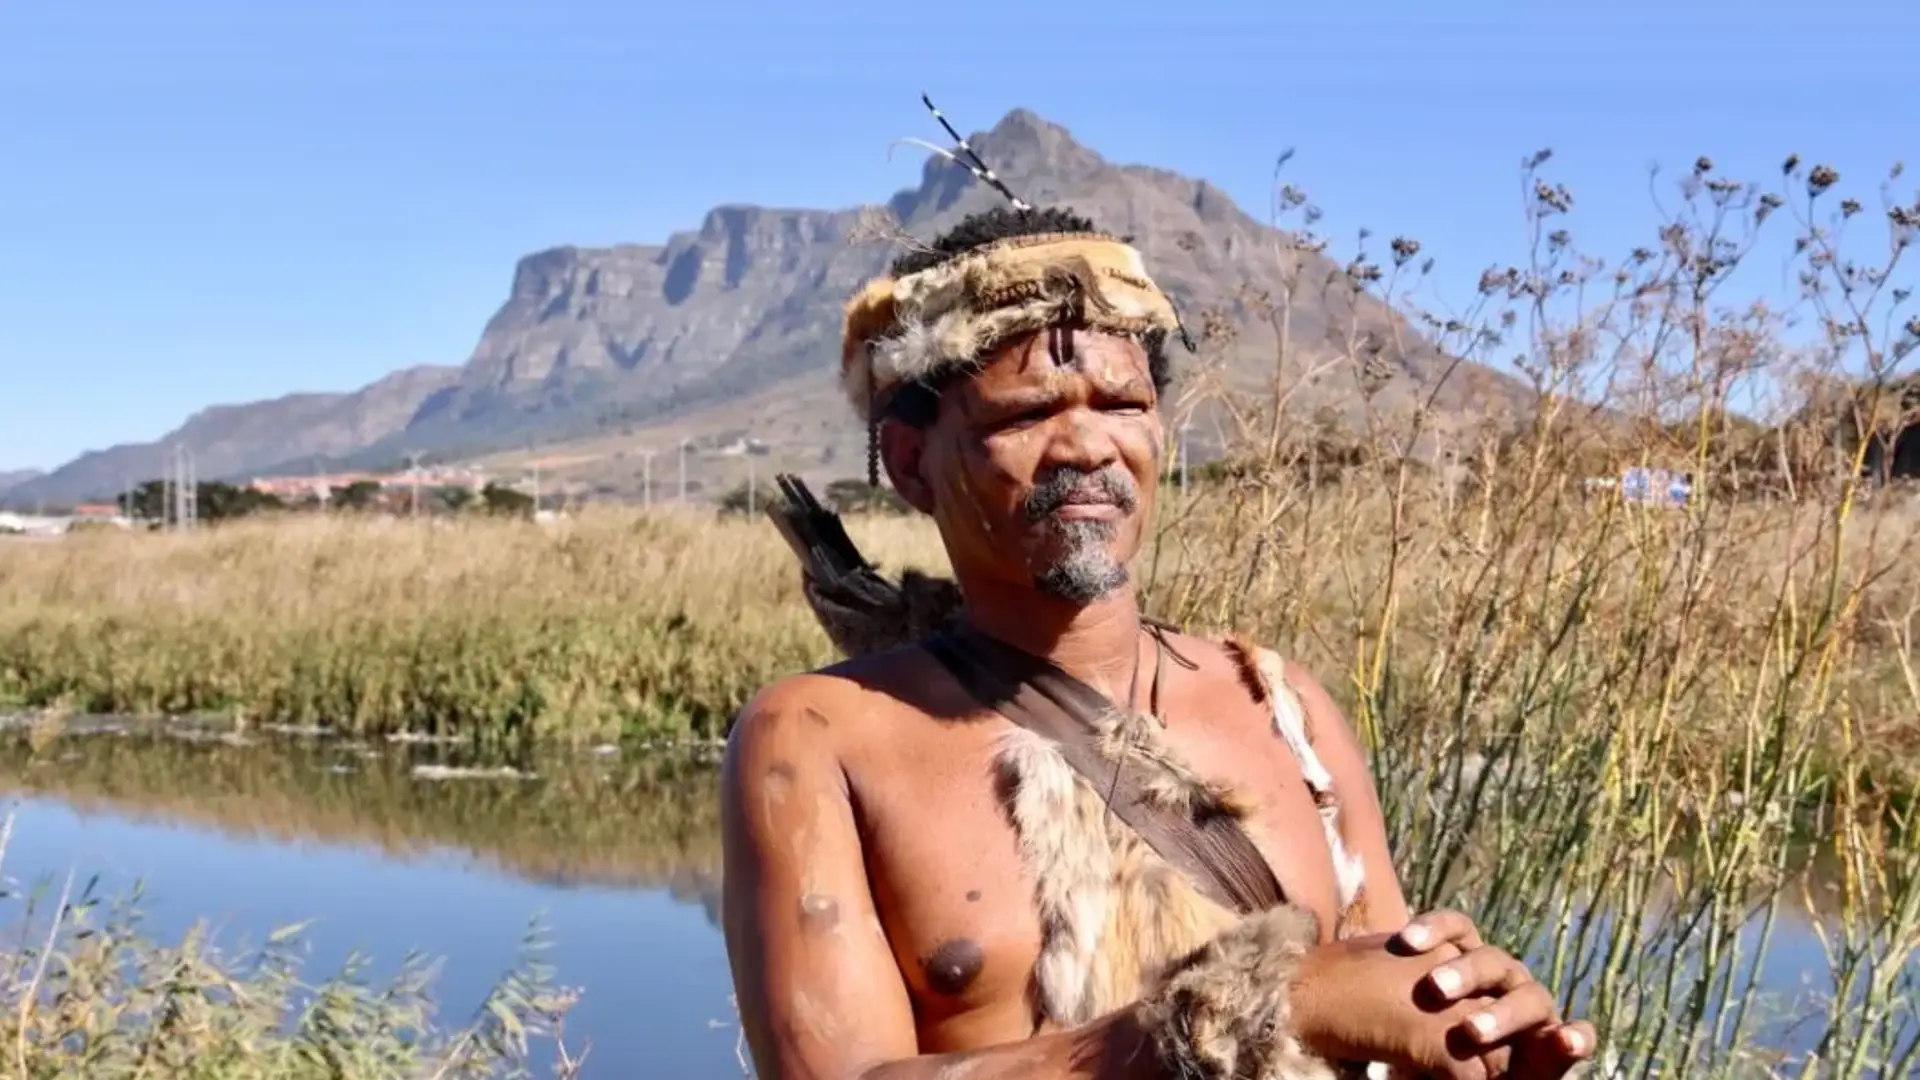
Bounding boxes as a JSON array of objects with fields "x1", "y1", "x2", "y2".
[
  {"x1": 727, "y1": 644, "x2": 940, "y2": 756},
  {"x1": 1159, "y1": 626, "x2": 1345, "y2": 730}
]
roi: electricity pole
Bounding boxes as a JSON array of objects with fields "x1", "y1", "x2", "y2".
[
  {"x1": 678, "y1": 439, "x2": 690, "y2": 502},
  {"x1": 640, "y1": 450, "x2": 655, "y2": 508},
  {"x1": 748, "y1": 453, "x2": 757, "y2": 510},
  {"x1": 408, "y1": 451, "x2": 421, "y2": 517}
]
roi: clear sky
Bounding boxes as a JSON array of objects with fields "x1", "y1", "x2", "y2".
[{"x1": 2, "y1": 0, "x2": 1912, "y2": 473}]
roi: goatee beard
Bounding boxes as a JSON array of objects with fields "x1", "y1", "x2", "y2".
[{"x1": 1032, "y1": 518, "x2": 1129, "y2": 603}]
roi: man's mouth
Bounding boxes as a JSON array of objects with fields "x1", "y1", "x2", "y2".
[
  {"x1": 1022, "y1": 467, "x2": 1139, "y2": 522},
  {"x1": 1050, "y1": 500, "x2": 1123, "y2": 520}
]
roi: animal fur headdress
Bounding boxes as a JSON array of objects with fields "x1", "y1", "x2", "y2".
[{"x1": 841, "y1": 97, "x2": 1192, "y2": 430}]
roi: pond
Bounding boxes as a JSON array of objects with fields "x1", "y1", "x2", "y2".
[
  {"x1": 0, "y1": 720, "x2": 742, "y2": 1077},
  {"x1": 0, "y1": 718, "x2": 1908, "y2": 1076}
]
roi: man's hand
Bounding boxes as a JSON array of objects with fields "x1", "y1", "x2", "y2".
[
  {"x1": 1288, "y1": 910, "x2": 1596, "y2": 1080},
  {"x1": 1393, "y1": 909, "x2": 1596, "y2": 1079}
]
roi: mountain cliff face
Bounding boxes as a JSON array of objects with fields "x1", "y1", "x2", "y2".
[{"x1": 20, "y1": 108, "x2": 1529, "y2": 504}]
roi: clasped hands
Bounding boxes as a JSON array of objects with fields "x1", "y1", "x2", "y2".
[{"x1": 1293, "y1": 910, "x2": 1597, "y2": 1080}]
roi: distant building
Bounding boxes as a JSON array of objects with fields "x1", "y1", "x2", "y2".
[
  {"x1": 1619, "y1": 467, "x2": 1693, "y2": 509},
  {"x1": 247, "y1": 467, "x2": 486, "y2": 503}
]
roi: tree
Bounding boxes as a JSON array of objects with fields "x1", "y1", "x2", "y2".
[
  {"x1": 480, "y1": 482, "x2": 534, "y2": 518},
  {"x1": 820, "y1": 478, "x2": 911, "y2": 515},
  {"x1": 436, "y1": 486, "x2": 476, "y2": 514},
  {"x1": 717, "y1": 481, "x2": 778, "y2": 517},
  {"x1": 330, "y1": 480, "x2": 383, "y2": 511},
  {"x1": 118, "y1": 479, "x2": 284, "y2": 525}
]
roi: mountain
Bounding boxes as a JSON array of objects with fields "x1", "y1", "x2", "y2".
[
  {"x1": 0, "y1": 469, "x2": 46, "y2": 504},
  {"x1": 11, "y1": 366, "x2": 458, "y2": 505},
  {"x1": 19, "y1": 108, "x2": 1531, "y2": 504}
]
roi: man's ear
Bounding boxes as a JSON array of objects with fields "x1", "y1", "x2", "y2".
[{"x1": 877, "y1": 420, "x2": 937, "y2": 515}]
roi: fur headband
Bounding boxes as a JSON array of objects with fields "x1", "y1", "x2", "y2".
[{"x1": 839, "y1": 232, "x2": 1184, "y2": 421}]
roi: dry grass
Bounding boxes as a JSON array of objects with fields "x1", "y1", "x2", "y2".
[
  {"x1": 1, "y1": 493, "x2": 1913, "y2": 785},
  {"x1": 0, "y1": 508, "x2": 950, "y2": 745}
]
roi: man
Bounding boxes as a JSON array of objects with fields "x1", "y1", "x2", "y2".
[{"x1": 722, "y1": 178, "x2": 1597, "y2": 1077}]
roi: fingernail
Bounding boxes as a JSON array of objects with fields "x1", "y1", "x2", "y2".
[
  {"x1": 1563, "y1": 1028, "x2": 1587, "y2": 1053},
  {"x1": 1470, "y1": 1013, "x2": 1497, "y2": 1040},
  {"x1": 1401, "y1": 925, "x2": 1429, "y2": 949},
  {"x1": 1430, "y1": 966, "x2": 1461, "y2": 997}
]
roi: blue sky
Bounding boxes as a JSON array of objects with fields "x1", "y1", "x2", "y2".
[{"x1": 2, "y1": 0, "x2": 1912, "y2": 473}]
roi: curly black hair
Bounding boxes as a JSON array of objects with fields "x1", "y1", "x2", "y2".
[
  {"x1": 880, "y1": 206, "x2": 1174, "y2": 429},
  {"x1": 889, "y1": 205, "x2": 1101, "y2": 277}
]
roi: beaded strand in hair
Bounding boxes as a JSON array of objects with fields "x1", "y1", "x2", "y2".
[{"x1": 866, "y1": 350, "x2": 882, "y2": 488}]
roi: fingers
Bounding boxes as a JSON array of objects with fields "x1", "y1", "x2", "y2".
[
  {"x1": 1444, "y1": 1021, "x2": 1597, "y2": 1080},
  {"x1": 1454, "y1": 981, "x2": 1557, "y2": 1046},
  {"x1": 1509, "y1": 1021, "x2": 1599, "y2": 1078},
  {"x1": 1395, "y1": 909, "x2": 1486, "y2": 955},
  {"x1": 1425, "y1": 945, "x2": 1598, "y2": 1079},
  {"x1": 1424, "y1": 945, "x2": 1538, "y2": 1006}
]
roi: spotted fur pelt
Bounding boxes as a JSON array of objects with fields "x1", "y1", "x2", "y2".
[
  {"x1": 1137, "y1": 904, "x2": 1339, "y2": 1080},
  {"x1": 997, "y1": 711, "x2": 1340, "y2": 1078}
]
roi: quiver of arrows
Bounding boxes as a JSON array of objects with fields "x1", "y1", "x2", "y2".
[{"x1": 763, "y1": 474, "x2": 964, "y2": 659}]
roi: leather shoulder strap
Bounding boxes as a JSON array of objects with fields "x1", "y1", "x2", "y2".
[{"x1": 924, "y1": 626, "x2": 1285, "y2": 917}]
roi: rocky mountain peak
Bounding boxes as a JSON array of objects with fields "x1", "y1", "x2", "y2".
[{"x1": 15, "y1": 106, "x2": 1531, "y2": 505}]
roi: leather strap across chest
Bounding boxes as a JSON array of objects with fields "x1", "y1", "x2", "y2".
[{"x1": 923, "y1": 622, "x2": 1287, "y2": 917}]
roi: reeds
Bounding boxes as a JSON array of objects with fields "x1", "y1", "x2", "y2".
[{"x1": 0, "y1": 805, "x2": 587, "y2": 1080}]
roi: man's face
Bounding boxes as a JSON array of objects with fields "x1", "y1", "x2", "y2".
[{"x1": 884, "y1": 325, "x2": 1164, "y2": 603}]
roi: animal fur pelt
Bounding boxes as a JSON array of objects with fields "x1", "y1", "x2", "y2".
[
  {"x1": 839, "y1": 232, "x2": 1184, "y2": 420},
  {"x1": 1136, "y1": 903, "x2": 1340, "y2": 1080}
]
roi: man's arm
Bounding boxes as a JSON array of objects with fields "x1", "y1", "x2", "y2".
[
  {"x1": 719, "y1": 677, "x2": 1161, "y2": 1080},
  {"x1": 1279, "y1": 660, "x2": 1412, "y2": 933},
  {"x1": 1281, "y1": 662, "x2": 1601, "y2": 1075}
]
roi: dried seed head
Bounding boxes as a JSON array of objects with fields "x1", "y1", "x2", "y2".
[
  {"x1": 1533, "y1": 180, "x2": 1574, "y2": 214},
  {"x1": 1808, "y1": 165, "x2": 1839, "y2": 197}
]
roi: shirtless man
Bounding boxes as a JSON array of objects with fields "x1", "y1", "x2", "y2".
[{"x1": 721, "y1": 198, "x2": 1597, "y2": 1080}]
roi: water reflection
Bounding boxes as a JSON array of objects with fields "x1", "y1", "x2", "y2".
[
  {"x1": 0, "y1": 721, "x2": 741, "y2": 1077},
  {"x1": 0, "y1": 719, "x2": 1910, "y2": 1076}
]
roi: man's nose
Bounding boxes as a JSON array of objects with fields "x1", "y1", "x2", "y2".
[{"x1": 1042, "y1": 408, "x2": 1121, "y2": 474}]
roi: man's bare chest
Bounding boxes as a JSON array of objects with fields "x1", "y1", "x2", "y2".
[{"x1": 843, "y1": 700, "x2": 1342, "y2": 1049}]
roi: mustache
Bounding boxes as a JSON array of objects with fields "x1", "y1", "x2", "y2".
[{"x1": 1022, "y1": 466, "x2": 1140, "y2": 521}]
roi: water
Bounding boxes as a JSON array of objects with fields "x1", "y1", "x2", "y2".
[
  {"x1": 0, "y1": 722, "x2": 744, "y2": 1077},
  {"x1": 0, "y1": 720, "x2": 1911, "y2": 1077}
]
